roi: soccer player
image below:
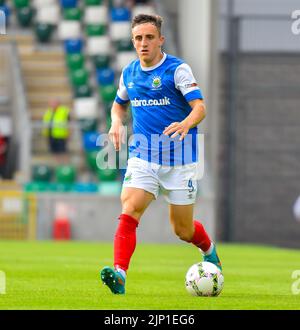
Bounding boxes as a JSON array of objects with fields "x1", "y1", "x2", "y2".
[{"x1": 101, "y1": 14, "x2": 222, "y2": 294}]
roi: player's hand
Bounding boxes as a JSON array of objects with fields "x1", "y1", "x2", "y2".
[
  {"x1": 108, "y1": 119, "x2": 126, "y2": 151},
  {"x1": 163, "y1": 120, "x2": 190, "y2": 141}
]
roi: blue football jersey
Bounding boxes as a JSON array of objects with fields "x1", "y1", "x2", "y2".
[{"x1": 115, "y1": 53, "x2": 203, "y2": 166}]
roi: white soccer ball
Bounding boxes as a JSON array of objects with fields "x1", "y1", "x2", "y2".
[{"x1": 185, "y1": 262, "x2": 224, "y2": 297}]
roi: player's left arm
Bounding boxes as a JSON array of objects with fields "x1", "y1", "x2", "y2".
[
  {"x1": 163, "y1": 63, "x2": 206, "y2": 140},
  {"x1": 163, "y1": 99, "x2": 206, "y2": 141}
]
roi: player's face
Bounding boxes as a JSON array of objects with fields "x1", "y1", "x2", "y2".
[{"x1": 132, "y1": 23, "x2": 165, "y2": 67}]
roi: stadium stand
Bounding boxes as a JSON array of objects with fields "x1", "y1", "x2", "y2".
[
  {"x1": 0, "y1": 0, "x2": 156, "y2": 196},
  {"x1": 0, "y1": 0, "x2": 156, "y2": 239}
]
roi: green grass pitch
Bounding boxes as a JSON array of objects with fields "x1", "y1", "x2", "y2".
[{"x1": 0, "y1": 240, "x2": 299, "y2": 310}]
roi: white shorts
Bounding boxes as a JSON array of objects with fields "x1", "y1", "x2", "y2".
[{"x1": 122, "y1": 157, "x2": 198, "y2": 205}]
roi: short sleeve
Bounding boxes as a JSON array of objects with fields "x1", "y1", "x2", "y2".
[
  {"x1": 174, "y1": 63, "x2": 203, "y2": 102},
  {"x1": 115, "y1": 71, "x2": 129, "y2": 105}
]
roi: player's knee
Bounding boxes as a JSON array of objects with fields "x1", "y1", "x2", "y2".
[
  {"x1": 174, "y1": 227, "x2": 194, "y2": 242},
  {"x1": 121, "y1": 200, "x2": 143, "y2": 220}
]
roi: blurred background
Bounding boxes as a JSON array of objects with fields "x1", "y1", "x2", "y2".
[{"x1": 0, "y1": 0, "x2": 300, "y2": 248}]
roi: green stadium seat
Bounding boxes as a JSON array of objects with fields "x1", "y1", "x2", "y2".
[
  {"x1": 55, "y1": 165, "x2": 76, "y2": 184},
  {"x1": 104, "y1": 101, "x2": 113, "y2": 115},
  {"x1": 115, "y1": 39, "x2": 134, "y2": 52},
  {"x1": 85, "y1": 150, "x2": 99, "y2": 171},
  {"x1": 46, "y1": 182, "x2": 73, "y2": 192},
  {"x1": 74, "y1": 84, "x2": 93, "y2": 98},
  {"x1": 106, "y1": 116, "x2": 111, "y2": 131},
  {"x1": 35, "y1": 23, "x2": 53, "y2": 43},
  {"x1": 63, "y1": 8, "x2": 82, "y2": 21},
  {"x1": 66, "y1": 53, "x2": 84, "y2": 71},
  {"x1": 98, "y1": 181, "x2": 121, "y2": 196},
  {"x1": 97, "y1": 168, "x2": 118, "y2": 181},
  {"x1": 85, "y1": 0, "x2": 103, "y2": 5},
  {"x1": 99, "y1": 84, "x2": 117, "y2": 103},
  {"x1": 14, "y1": 0, "x2": 29, "y2": 8},
  {"x1": 32, "y1": 165, "x2": 53, "y2": 182},
  {"x1": 70, "y1": 68, "x2": 89, "y2": 87},
  {"x1": 85, "y1": 24, "x2": 106, "y2": 36},
  {"x1": 79, "y1": 118, "x2": 98, "y2": 133},
  {"x1": 17, "y1": 6, "x2": 34, "y2": 27},
  {"x1": 93, "y1": 54, "x2": 110, "y2": 69},
  {"x1": 24, "y1": 182, "x2": 48, "y2": 192}
]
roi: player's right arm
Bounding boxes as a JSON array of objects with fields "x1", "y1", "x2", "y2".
[
  {"x1": 109, "y1": 102, "x2": 127, "y2": 151},
  {"x1": 109, "y1": 71, "x2": 129, "y2": 151}
]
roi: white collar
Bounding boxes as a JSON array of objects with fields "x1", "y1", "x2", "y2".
[{"x1": 140, "y1": 52, "x2": 167, "y2": 71}]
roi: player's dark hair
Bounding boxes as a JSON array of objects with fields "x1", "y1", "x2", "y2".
[{"x1": 131, "y1": 14, "x2": 163, "y2": 35}]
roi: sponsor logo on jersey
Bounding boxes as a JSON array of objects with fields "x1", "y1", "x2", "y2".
[
  {"x1": 152, "y1": 76, "x2": 162, "y2": 89},
  {"x1": 130, "y1": 97, "x2": 171, "y2": 107},
  {"x1": 184, "y1": 83, "x2": 198, "y2": 88}
]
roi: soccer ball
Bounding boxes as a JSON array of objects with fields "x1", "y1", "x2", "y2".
[{"x1": 185, "y1": 262, "x2": 224, "y2": 297}]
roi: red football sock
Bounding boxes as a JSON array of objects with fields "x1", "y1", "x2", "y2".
[
  {"x1": 190, "y1": 221, "x2": 212, "y2": 253},
  {"x1": 114, "y1": 213, "x2": 139, "y2": 272}
]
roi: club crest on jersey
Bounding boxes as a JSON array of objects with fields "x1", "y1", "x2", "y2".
[{"x1": 152, "y1": 76, "x2": 162, "y2": 89}]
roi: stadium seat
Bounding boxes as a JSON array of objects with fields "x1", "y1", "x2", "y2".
[
  {"x1": 55, "y1": 165, "x2": 76, "y2": 184},
  {"x1": 83, "y1": 132, "x2": 101, "y2": 151},
  {"x1": 84, "y1": 6, "x2": 108, "y2": 25},
  {"x1": 36, "y1": 182, "x2": 72, "y2": 192},
  {"x1": 79, "y1": 118, "x2": 98, "y2": 132},
  {"x1": 115, "y1": 51, "x2": 136, "y2": 72},
  {"x1": 16, "y1": 6, "x2": 34, "y2": 27},
  {"x1": 70, "y1": 68, "x2": 89, "y2": 87},
  {"x1": 24, "y1": 182, "x2": 48, "y2": 192},
  {"x1": 104, "y1": 101, "x2": 113, "y2": 115},
  {"x1": 46, "y1": 182, "x2": 73, "y2": 192},
  {"x1": 85, "y1": 150, "x2": 99, "y2": 171},
  {"x1": 60, "y1": 0, "x2": 78, "y2": 8},
  {"x1": 132, "y1": 4, "x2": 156, "y2": 17},
  {"x1": 33, "y1": 0, "x2": 57, "y2": 8},
  {"x1": 14, "y1": 0, "x2": 29, "y2": 8},
  {"x1": 115, "y1": 38, "x2": 134, "y2": 51},
  {"x1": 106, "y1": 116, "x2": 111, "y2": 130},
  {"x1": 85, "y1": 24, "x2": 106, "y2": 36},
  {"x1": 74, "y1": 97, "x2": 98, "y2": 119},
  {"x1": 32, "y1": 165, "x2": 53, "y2": 182},
  {"x1": 63, "y1": 7, "x2": 82, "y2": 21},
  {"x1": 99, "y1": 84, "x2": 117, "y2": 102},
  {"x1": 98, "y1": 181, "x2": 121, "y2": 196},
  {"x1": 86, "y1": 36, "x2": 110, "y2": 56},
  {"x1": 93, "y1": 54, "x2": 110, "y2": 69},
  {"x1": 72, "y1": 182, "x2": 98, "y2": 193},
  {"x1": 85, "y1": 0, "x2": 103, "y2": 6},
  {"x1": 111, "y1": 7, "x2": 131, "y2": 21},
  {"x1": 97, "y1": 168, "x2": 118, "y2": 181},
  {"x1": 66, "y1": 53, "x2": 84, "y2": 70},
  {"x1": 34, "y1": 23, "x2": 54, "y2": 43},
  {"x1": 74, "y1": 84, "x2": 93, "y2": 98},
  {"x1": 110, "y1": 21, "x2": 131, "y2": 41},
  {"x1": 64, "y1": 39, "x2": 83, "y2": 54},
  {"x1": 36, "y1": 4, "x2": 61, "y2": 25},
  {"x1": 96, "y1": 68, "x2": 115, "y2": 85},
  {"x1": 58, "y1": 21, "x2": 81, "y2": 40}
]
